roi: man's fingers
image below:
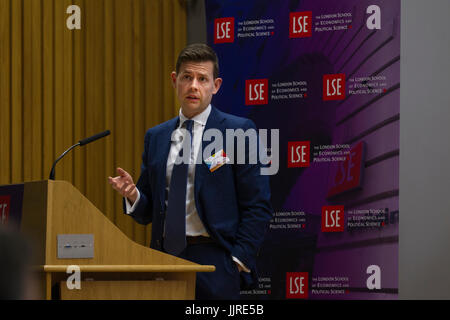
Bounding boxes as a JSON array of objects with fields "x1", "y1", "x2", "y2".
[
  {"x1": 109, "y1": 169, "x2": 135, "y2": 197},
  {"x1": 108, "y1": 176, "x2": 118, "y2": 185},
  {"x1": 120, "y1": 182, "x2": 129, "y2": 193},
  {"x1": 116, "y1": 168, "x2": 134, "y2": 183},
  {"x1": 108, "y1": 176, "x2": 119, "y2": 184},
  {"x1": 108, "y1": 176, "x2": 124, "y2": 192},
  {"x1": 108, "y1": 176, "x2": 116, "y2": 186},
  {"x1": 119, "y1": 181, "x2": 130, "y2": 195},
  {"x1": 117, "y1": 167, "x2": 128, "y2": 178},
  {"x1": 123, "y1": 184, "x2": 136, "y2": 197}
]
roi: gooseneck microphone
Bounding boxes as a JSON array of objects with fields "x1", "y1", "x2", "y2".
[{"x1": 49, "y1": 130, "x2": 111, "y2": 180}]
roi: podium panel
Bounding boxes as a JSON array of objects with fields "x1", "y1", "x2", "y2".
[
  {"x1": 0, "y1": 180, "x2": 214, "y2": 300},
  {"x1": 60, "y1": 281, "x2": 187, "y2": 300}
]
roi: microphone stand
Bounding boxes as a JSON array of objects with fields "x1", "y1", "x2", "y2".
[
  {"x1": 49, "y1": 143, "x2": 80, "y2": 180},
  {"x1": 49, "y1": 130, "x2": 110, "y2": 180}
]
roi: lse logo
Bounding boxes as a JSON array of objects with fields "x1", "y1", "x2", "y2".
[
  {"x1": 245, "y1": 79, "x2": 268, "y2": 105},
  {"x1": 289, "y1": 11, "x2": 312, "y2": 38},
  {"x1": 0, "y1": 196, "x2": 10, "y2": 225},
  {"x1": 214, "y1": 17, "x2": 234, "y2": 43},
  {"x1": 288, "y1": 141, "x2": 310, "y2": 167},
  {"x1": 327, "y1": 141, "x2": 366, "y2": 198},
  {"x1": 323, "y1": 74, "x2": 346, "y2": 101},
  {"x1": 322, "y1": 206, "x2": 345, "y2": 232},
  {"x1": 286, "y1": 272, "x2": 308, "y2": 299}
]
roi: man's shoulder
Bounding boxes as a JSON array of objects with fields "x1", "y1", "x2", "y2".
[
  {"x1": 214, "y1": 107, "x2": 255, "y2": 129},
  {"x1": 145, "y1": 116, "x2": 178, "y2": 136}
]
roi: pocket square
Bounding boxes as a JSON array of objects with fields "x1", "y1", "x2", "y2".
[{"x1": 205, "y1": 149, "x2": 230, "y2": 172}]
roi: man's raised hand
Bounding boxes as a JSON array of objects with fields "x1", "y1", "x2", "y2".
[{"x1": 108, "y1": 167, "x2": 138, "y2": 204}]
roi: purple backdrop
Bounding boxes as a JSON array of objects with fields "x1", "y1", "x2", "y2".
[{"x1": 206, "y1": 0, "x2": 400, "y2": 300}]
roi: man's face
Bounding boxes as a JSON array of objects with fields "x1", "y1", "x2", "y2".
[{"x1": 171, "y1": 61, "x2": 222, "y2": 118}]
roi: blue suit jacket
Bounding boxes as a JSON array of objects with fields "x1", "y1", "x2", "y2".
[{"x1": 125, "y1": 106, "x2": 273, "y2": 288}]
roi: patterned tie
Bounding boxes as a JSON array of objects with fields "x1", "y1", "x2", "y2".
[{"x1": 164, "y1": 119, "x2": 194, "y2": 255}]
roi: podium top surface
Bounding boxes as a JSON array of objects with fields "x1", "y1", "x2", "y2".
[{"x1": 42, "y1": 264, "x2": 215, "y2": 273}]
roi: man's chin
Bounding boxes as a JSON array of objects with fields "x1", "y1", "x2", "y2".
[{"x1": 181, "y1": 103, "x2": 208, "y2": 117}]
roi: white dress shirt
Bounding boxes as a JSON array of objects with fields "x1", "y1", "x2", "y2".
[{"x1": 125, "y1": 104, "x2": 249, "y2": 272}]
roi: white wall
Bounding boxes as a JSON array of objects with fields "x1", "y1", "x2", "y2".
[{"x1": 399, "y1": 0, "x2": 450, "y2": 299}]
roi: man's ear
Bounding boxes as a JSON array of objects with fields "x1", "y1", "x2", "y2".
[
  {"x1": 171, "y1": 71, "x2": 177, "y2": 88},
  {"x1": 213, "y1": 77, "x2": 223, "y2": 94}
]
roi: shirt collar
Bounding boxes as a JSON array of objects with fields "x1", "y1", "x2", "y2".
[{"x1": 179, "y1": 104, "x2": 211, "y2": 128}]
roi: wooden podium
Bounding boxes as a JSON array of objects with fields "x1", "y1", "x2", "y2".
[{"x1": 0, "y1": 180, "x2": 215, "y2": 300}]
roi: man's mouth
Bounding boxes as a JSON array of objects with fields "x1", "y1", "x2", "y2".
[{"x1": 186, "y1": 95, "x2": 199, "y2": 101}]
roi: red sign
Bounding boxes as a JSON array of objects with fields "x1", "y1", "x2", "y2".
[
  {"x1": 0, "y1": 195, "x2": 11, "y2": 225},
  {"x1": 322, "y1": 205, "x2": 345, "y2": 232},
  {"x1": 245, "y1": 79, "x2": 268, "y2": 105},
  {"x1": 286, "y1": 272, "x2": 308, "y2": 299},
  {"x1": 214, "y1": 17, "x2": 235, "y2": 43},
  {"x1": 289, "y1": 12, "x2": 312, "y2": 38},
  {"x1": 327, "y1": 141, "x2": 366, "y2": 198},
  {"x1": 288, "y1": 141, "x2": 310, "y2": 168},
  {"x1": 323, "y1": 73, "x2": 346, "y2": 101}
]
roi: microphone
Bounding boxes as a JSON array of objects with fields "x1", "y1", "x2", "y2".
[
  {"x1": 49, "y1": 130, "x2": 111, "y2": 180},
  {"x1": 78, "y1": 130, "x2": 111, "y2": 146}
]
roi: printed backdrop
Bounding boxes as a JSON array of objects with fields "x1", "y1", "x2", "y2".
[{"x1": 206, "y1": 0, "x2": 400, "y2": 300}]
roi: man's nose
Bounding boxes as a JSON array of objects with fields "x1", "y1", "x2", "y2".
[{"x1": 190, "y1": 78, "x2": 199, "y2": 90}]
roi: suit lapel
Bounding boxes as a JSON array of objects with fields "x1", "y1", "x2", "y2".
[
  {"x1": 156, "y1": 117, "x2": 179, "y2": 210},
  {"x1": 194, "y1": 106, "x2": 226, "y2": 202}
]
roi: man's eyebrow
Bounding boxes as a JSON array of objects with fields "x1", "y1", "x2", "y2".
[{"x1": 181, "y1": 69, "x2": 209, "y2": 77}]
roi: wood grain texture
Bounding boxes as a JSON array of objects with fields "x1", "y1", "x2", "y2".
[
  {"x1": 0, "y1": 0, "x2": 11, "y2": 182},
  {"x1": 60, "y1": 280, "x2": 188, "y2": 300},
  {"x1": 0, "y1": 0, "x2": 187, "y2": 246}
]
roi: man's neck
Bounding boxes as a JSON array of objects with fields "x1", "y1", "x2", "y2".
[{"x1": 180, "y1": 104, "x2": 211, "y2": 120}]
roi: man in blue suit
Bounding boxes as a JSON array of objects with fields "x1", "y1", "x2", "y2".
[{"x1": 108, "y1": 43, "x2": 272, "y2": 300}]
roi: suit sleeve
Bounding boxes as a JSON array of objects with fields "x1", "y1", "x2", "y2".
[
  {"x1": 230, "y1": 119, "x2": 273, "y2": 273},
  {"x1": 122, "y1": 130, "x2": 154, "y2": 225}
]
